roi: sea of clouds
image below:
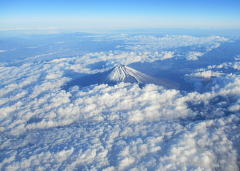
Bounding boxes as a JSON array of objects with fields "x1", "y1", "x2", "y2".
[{"x1": 0, "y1": 35, "x2": 239, "y2": 170}]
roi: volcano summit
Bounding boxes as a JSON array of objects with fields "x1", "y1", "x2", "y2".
[{"x1": 105, "y1": 64, "x2": 160, "y2": 84}]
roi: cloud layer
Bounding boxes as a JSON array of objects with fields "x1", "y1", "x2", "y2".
[{"x1": 0, "y1": 35, "x2": 239, "y2": 170}]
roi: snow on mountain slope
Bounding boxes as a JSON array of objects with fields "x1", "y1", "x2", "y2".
[
  {"x1": 107, "y1": 65, "x2": 133, "y2": 82},
  {"x1": 105, "y1": 64, "x2": 158, "y2": 84}
]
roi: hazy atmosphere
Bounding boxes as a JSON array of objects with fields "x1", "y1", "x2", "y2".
[
  {"x1": 1, "y1": 0, "x2": 240, "y2": 30},
  {"x1": 0, "y1": 0, "x2": 240, "y2": 170}
]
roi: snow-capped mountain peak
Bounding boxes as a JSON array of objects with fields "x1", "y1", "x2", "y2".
[
  {"x1": 107, "y1": 64, "x2": 131, "y2": 82},
  {"x1": 106, "y1": 64, "x2": 156, "y2": 84}
]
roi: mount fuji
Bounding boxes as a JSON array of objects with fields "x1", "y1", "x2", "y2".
[{"x1": 64, "y1": 64, "x2": 177, "y2": 89}]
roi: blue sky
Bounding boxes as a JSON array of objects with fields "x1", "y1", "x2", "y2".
[{"x1": 0, "y1": 0, "x2": 240, "y2": 31}]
